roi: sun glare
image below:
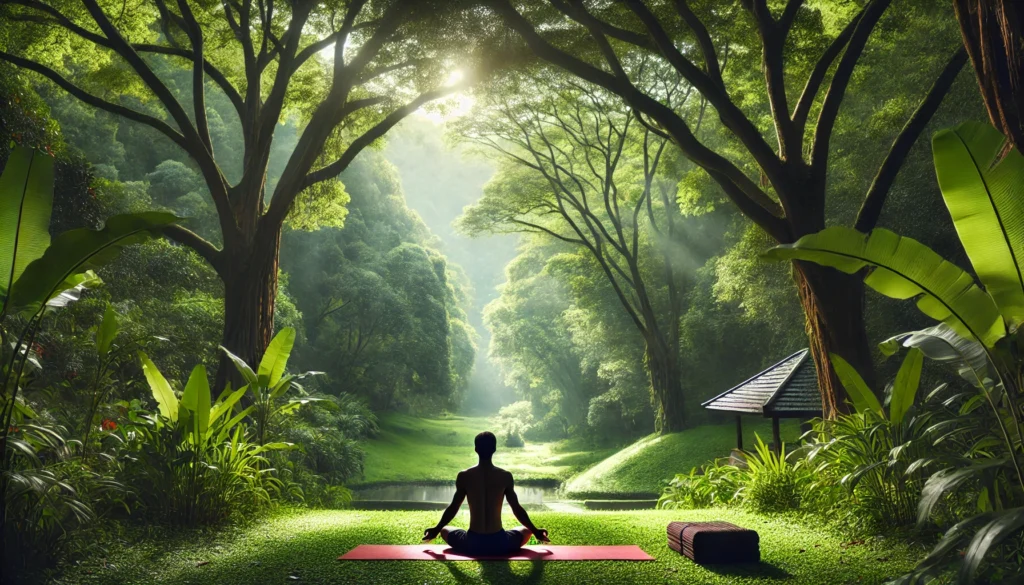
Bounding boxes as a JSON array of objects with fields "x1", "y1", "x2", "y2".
[{"x1": 417, "y1": 69, "x2": 475, "y2": 122}]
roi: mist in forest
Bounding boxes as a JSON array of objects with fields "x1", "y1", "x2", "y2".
[{"x1": 385, "y1": 117, "x2": 518, "y2": 414}]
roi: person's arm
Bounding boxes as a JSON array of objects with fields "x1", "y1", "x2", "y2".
[
  {"x1": 505, "y1": 475, "x2": 549, "y2": 543},
  {"x1": 423, "y1": 472, "x2": 467, "y2": 541}
]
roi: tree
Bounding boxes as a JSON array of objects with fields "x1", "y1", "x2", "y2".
[
  {"x1": 485, "y1": 0, "x2": 967, "y2": 417},
  {"x1": 458, "y1": 70, "x2": 704, "y2": 430},
  {"x1": 0, "y1": 0, "x2": 479, "y2": 379},
  {"x1": 484, "y1": 244, "x2": 600, "y2": 433},
  {"x1": 281, "y1": 153, "x2": 475, "y2": 411},
  {"x1": 954, "y1": 0, "x2": 1024, "y2": 152}
]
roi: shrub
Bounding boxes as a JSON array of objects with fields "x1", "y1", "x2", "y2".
[
  {"x1": 116, "y1": 356, "x2": 290, "y2": 525},
  {"x1": 742, "y1": 435, "x2": 804, "y2": 513},
  {"x1": 797, "y1": 408, "x2": 932, "y2": 532},
  {"x1": 658, "y1": 458, "x2": 743, "y2": 509},
  {"x1": 492, "y1": 401, "x2": 532, "y2": 447},
  {"x1": 3, "y1": 422, "x2": 123, "y2": 572},
  {"x1": 658, "y1": 436, "x2": 804, "y2": 513},
  {"x1": 504, "y1": 432, "x2": 525, "y2": 448}
]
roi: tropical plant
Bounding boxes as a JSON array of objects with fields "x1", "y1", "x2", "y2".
[
  {"x1": 766, "y1": 122, "x2": 1024, "y2": 583},
  {"x1": 220, "y1": 327, "x2": 322, "y2": 447},
  {"x1": 657, "y1": 435, "x2": 805, "y2": 513},
  {"x1": 0, "y1": 144, "x2": 176, "y2": 575},
  {"x1": 742, "y1": 435, "x2": 804, "y2": 513},
  {"x1": 119, "y1": 354, "x2": 290, "y2": 525},
  {"x1": 3, "y1": 418, "x2": 124, "y2": 573},
  {"x1": 272, "y1": 393, "x2": 376, "y2": 508},
  {"x1": 798, "y1": 350, "x2": 933, "y2": 531},
  {"x1": 657, "y1": 457, "x2": 744, "y2": 510}
]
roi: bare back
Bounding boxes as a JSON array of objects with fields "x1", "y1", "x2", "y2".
[{"x1": 457, "y1": 465, "x2": 512, "y2": 534}]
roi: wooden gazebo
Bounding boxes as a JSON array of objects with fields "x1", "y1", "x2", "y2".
[{"x1": 701, "y1": 349, "x2": 822, "y2": 454}]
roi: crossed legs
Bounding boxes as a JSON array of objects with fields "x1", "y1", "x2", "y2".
[{"x1": 438, "y1": 526, "x2": 532, "y2": 547}]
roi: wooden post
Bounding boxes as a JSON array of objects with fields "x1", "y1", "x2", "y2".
[
  {"x1": 735, "y1": 415, "x2": 743, "y2": 451},
  {"x1": 772, "y1": 416, "x2": 782, "y2": 456}
]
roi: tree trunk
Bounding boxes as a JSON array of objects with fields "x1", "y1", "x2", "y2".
[
  {"x1": 215, "y1": 229, "x2": 281, "y2": 389},
  {"x1": 793, "y1": 261, "x2": 874, "y2": 418},
  {"x1": 644, "y1": 336, "x2": 686, "y2": 433}
]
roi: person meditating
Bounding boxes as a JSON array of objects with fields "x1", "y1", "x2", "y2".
[{"x1": 422, "y1": 431, "x2": 549, "y2": 556}]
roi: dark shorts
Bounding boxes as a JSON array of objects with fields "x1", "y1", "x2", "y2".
[{"x1": 445, "y1": 528, "x2": 524, "y2": 556}]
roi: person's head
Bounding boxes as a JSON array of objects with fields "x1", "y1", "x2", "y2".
[{"x1": 475, "y1": 431, "x2": 497, "y2": 458}]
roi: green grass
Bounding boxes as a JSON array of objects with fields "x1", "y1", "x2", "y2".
[
  {"x1": 356, "y1": 413, "x2": 614, "y2": 486},
  {"x1": 51, "y1": 508, "x2": 924, "y2": 585},
  {"x1": 563, "y1": 421, "x2": 801, "y2": 498}
]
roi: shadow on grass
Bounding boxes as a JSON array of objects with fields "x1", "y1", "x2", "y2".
[
  {"x1": 702, "y1": 562, "x2": 792, "y2": 579},
  {"x1": 443, "y1": 560, "x2": 546, "y2": 584}
]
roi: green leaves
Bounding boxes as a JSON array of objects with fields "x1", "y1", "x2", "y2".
[
  {"x1": 829, "y1": 353, "x2": 883, "y2": 416},
  {"x1": 889, "y1": 349, "x2": 923, "y2": 426},
  {"x1": 181, "y1": 365, "x2": 211, "y2": 437},
  {"x1": 0, "y1": 145, "x2": 54, "y2": 310},
  {"x1": 961, "y1": 507, "x2": 1024, "y2": 582},
  {"x1": 258, "y1": 327, "x2": 295, "y2": 388},
  {"x1": 96, "y1": 303, "x2": 119, "y2": 359},
  {"x1": 765, "y1": 227, "x2": 1005, "y2": 347},
  {"x1": 139, "y1": 352, "x2": 178, "y2": 422},
  {"x1": 933, "y1": 122, "x2": 1024, "y2": 326},
  {"x1": 7, "y1": 212, "x2": 179, "y2": 316},
  {"x1": 220, "y1": 346, "x2": 257, "y2": 385}
]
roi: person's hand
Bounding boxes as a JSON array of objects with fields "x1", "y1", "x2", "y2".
[
  {"x1": 423, "y1": 527, "x2": 441, "y2": 542},
  {"x1": 534, "y1": 529, "x2": 550, "y2": 544}
]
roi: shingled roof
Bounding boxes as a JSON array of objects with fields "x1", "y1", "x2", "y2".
[{"x1": 702, "y1": 349, "x2": 822, "y2": 418}]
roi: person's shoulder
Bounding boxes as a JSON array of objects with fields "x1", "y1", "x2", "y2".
[{"x1": 493, "y1": 467, "x2": 513, "y2": 481}]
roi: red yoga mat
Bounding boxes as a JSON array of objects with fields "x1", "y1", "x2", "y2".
[{"x1": 337, "y1": 545, "x2": 654, "y2": 561}]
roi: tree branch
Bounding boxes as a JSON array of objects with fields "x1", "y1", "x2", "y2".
[
  {"x1": 854, "y1": 47, "x2": 967, "y2": 232},
  {"x1": 673, "y1": 0, "x2": 723, "y2": 86},
  {"x1": 810, "y1": 0, "x2": 892, "y2": 185},
  {"x1": 510, "y1": 219, "x2": 586, "y2": 245},
  {"x1": 488, "y1": 0, "x2": 785, "y2": 233},
  {"x1": 299, "y1": 85, "x2": 463, "y2": 193},
  {"x1": 174, "y1": 0, "x2": 213, "y2": 152},
  {"x1": 134, "y1": 44, "x2": 245, "y2": 120},
  {"x1": 621, "y1": 0, "x2": 788, "y2": 192},
  {"x1": 0, "y1": 50, "x2": 189, "y2": 150},
  {"x1": 0, "y1": 0, "x2": 244, "y2": 120},
  {"x1": 162, "y1": 224, "x2": 224, "y2": 274},
  {"x1": 791, "y1": 7, "x2": 862, "y2": 133}
]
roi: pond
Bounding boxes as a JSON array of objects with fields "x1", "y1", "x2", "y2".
[{"x1": 354, "y1": 483, "x2": 559, "y2": 504}]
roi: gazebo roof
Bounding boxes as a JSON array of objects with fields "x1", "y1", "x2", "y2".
[{"x1": 701, "y1": 349, "x2": 822, "y2": 418}]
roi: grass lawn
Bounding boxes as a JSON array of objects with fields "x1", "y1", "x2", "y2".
[
  {"x1": 52, "y1": 508, "x2": 924, "y2": 585},
  {"x1": 563, "y1": 420, "x2": 801, "y2": 498},
  {"x1": 355, "y1": 413, "x2": 615, "y2": 486}
]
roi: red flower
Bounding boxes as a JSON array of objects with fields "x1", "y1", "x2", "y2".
[
  {"x1": 100, "y1": 419, "x2": 117, "y2": 431},
  {"x1": 7, "y1": 426, "x2": 18, "y2": 434},
  {"x1": 65, "y1": 370, "x2": 78, "y2": 380},
  {"x1": 31, "y1": 342, "x2": 45, "y2": 358}
]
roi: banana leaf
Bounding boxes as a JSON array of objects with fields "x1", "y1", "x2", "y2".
[
  {"x1": 7, "y1": 212, "x2": 178, "y2": 316},
  {"x1": 0, "y1": 146, "x2": 54, "y2": 311},
  {"x1": 829, "y1": 353, "x2": 883, "y2": 416},
  {"x1": 181, "y1": 365, "x2": 211, "y2": 437},
  {"x1": 933, "y1": 122, "x2": 1024, "y2": 326},
  {"x1": 890, "y1": 348, "x2": 923, "y2": 426},
  {"x1": 765, "y1": 227, "x2": 1005, "y2": 347},
  {"x1": 219, "y1": 345, "x2": 258, "y2": 385},
  {"x1": 45, "y1": 271, "x2": 102, "y2": 309},
  {"x1": 96, "y1": 303, "x2": 119, "y2": 359},
  {"x1": 139, "y1": 352, "x2": 179, "y2": 422},
  {"x1": 258, "y1": 327, "x2": 295, "y2": 388}
]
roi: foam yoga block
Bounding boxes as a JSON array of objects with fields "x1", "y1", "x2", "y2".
[{"x1": 667, "y1": 521, "x2": 760, "y2": 564}]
